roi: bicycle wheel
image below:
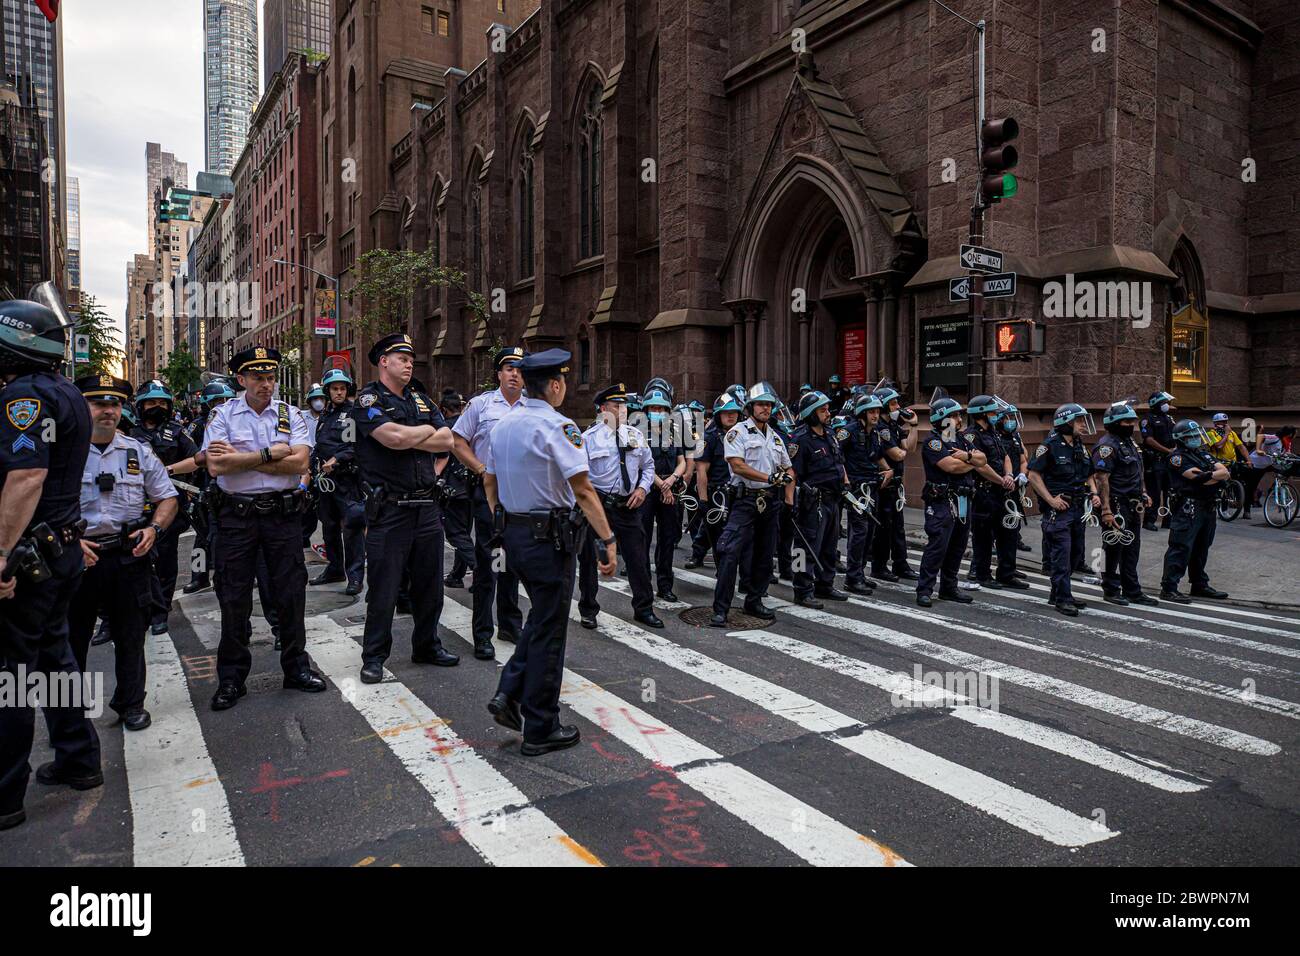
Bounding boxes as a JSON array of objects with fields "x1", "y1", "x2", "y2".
[
  {"x1": 1217, "y1": 480, "x2": 1244, "y2": 522},
  {"x1": 1264, "y1": 479, "x2": 1299, "y2": 528}
]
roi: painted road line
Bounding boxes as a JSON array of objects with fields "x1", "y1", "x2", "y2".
[
  {"x1": 575, "y1": 604, "x2": 1116, "y2": 847},
  {"x1": 727, "y1": 628, "x2": 1205, "y2": 795},
  {"x1": 306, "y1": 617, "x2": 602, "y2": 867},
  {"x1": 432, "y1": 598, "x2": 908, "y2": 866},
  {"x1": 598, "y1": 576, "x2": 691, "y2": 610},
  {"x1": 674, "y1": 568, "x2": 1281, "y2": 755},
  {"x1": 124, "y1": 633, "x2": 245, "y2": 866}
]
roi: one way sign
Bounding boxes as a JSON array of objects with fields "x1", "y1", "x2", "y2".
[
  {"x1": 959, "y1": 244, "x2": 1004, "y2": 273},
  {"x1": 949, "y1": 272, "x2": 1017, "y2": 303}
]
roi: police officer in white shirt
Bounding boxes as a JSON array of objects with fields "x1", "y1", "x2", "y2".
[
  {"x1": 201, "y1": 347, "x2": 326, "y2": 710},
  {"x1": 482, "y1": 349, "x2": 617, "y2": 756},
  {"x1": 709, "y1": 384, "x2": 795, "y2": 627},
  {"x1": 68, "y1": 375, "x2": 178, "y2": 732},
  {"x1": 451, "y1": 346, "x2": 527, "y2": 650},
  {"x1": 576, "y1": 383, "x2": 662, "y2": 629}
]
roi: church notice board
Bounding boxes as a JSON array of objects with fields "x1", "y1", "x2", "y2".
[
  {"x1": 841, "y1": 326, "x2": 866, "y2": 385},
  {"x1": 919, "y1": 316, "x2": 970, "y2": 392}
]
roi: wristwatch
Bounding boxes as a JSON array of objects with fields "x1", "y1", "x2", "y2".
[
  {"x1": 600, "y1": 534, "x2": 616, "y2": 547},
  {"x1": 260, "y1": 447, "x2": 273, "y2": 463},
  {"x1": 150, "y1": 522, "x2": 164, "y2": 535}
]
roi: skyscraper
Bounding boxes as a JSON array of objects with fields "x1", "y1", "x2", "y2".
[
  {"x1": 204, "y1": 0, "x2": 259, "y2": 176},
  {"x1": 146, "y1": 143, "x2": 188, "y2": 256},
  {"x1": 263, "y1": 0, "x2": 330, "y2": 89},
  {"x1": 66, "y1": 174, "x2": 79, "y2": 292}
]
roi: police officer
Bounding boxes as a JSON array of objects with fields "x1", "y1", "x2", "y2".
[
  {"x1": 709, "y1": 384, "x2": 795, "y2": 627},
  {"x1": 870, "y1": 386, "x2": 920, "y2": 581},
  {"x1": 482, "y1": 349, "x2": 617, "y2": 755},
  {"x1": 916, "y1": 398, "x2": 980, "y2": 607},
  {"x1": 1141, "y1": 390, "x2": 1177, "y2": 530},
  {"x1": 964, "y1": 395, "x2": 1026, "y2": 589},
  {"x1": 1092, "y1": 401, "x2": 1158, "y2": 606},
  {"x1": 826, "y1": 374, "x2": 851, "y2": 410},
  {"x1": 451, "y1": 347, "x2": 527, "y2": 650},
  {"x1": 789, "y1": 390, "x2": 850, "y2": 608},
  {"x1": 838, "y1": 393, "x2": 891, "y2": 595},
  {"x1": 639, "y1": 388, "x2": 688, "y2": 602},
  {"x1": 685, "y1": 392, "x2": 743, "y2": 570},
  {"x1": 991, "y1": 401, "x2": 1033, "y2": 554},
  {"x1": 353, "y1": 333, "x2": 459, "y2": 676},
  {"x1": 1028, "y1": 404, "x2": 1101, "y2": 617},
  {"x1": 310, "y1": 368, "x2": 365, "y2": 595},
  {"x1": 201, "y1": 346, "x2": 325, "y2": 709},
  {"x1": 133, "y1": 380, "x2": 200, "y2": 635},
  {"x1": 576, "y1": 383, "x2": 660, "y2": 629},
  {"x1": 0, "y1": 295, "x2": 102, "y2": 831},
  {"x1": 437, "y1": 389, "x2": 475, "y2": 587},
  {"x1": 1160, "y1": 420, "x2": 1229, "y2": 603},
  {"x1": 769, "y1": 389, "x2": 799, "y2": 583},
  {"x1": 69, "y1": 375, "x2": 179, "y2": 732},
  {"x1": 182, "y1": 379, "x2": 236, "y2": 594},
  {"x1": 300, "y1": 382, "x2": 327, "y2": 550}
]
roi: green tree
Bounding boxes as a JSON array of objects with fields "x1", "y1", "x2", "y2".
[
  {"x1": 72, "y1": 294, "x2": 125, "y2": 379},
  {"x1": 348, "y1": 248, "x2": 495, "y2": 346},
  {"x1": 160, "y1": 342, "x2": 203, "y2": 398}
]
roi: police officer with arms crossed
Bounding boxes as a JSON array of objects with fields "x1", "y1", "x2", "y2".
[
  {"x1": 871, "y1": 386, "x2": 920, "y2": 582},
  {"x1": 451, "y1": 347, "x2": 527, "y2": 650},
  {"x1": 789, "y1": 390, "x2": 850, "y2": 608},
  {"x1": 1159, "y1": 420, "x2": 1229, "y2": 603},
  {"x1": 963, "y1": 395, "x2": 1026, "y2": 590},
  {"x1": 1141, "y1": 390, "x2": 1177, "y2": 531},
  {"x1": 916, "y1": 397, "x2": 980, "y2": 607},
  {"x1": 69, "y1": 375, "x2": 179, "y2": 732},
  {"x1": 0, "y1": 294, "x2": 102, "y2": 831},
  {"x1": 310, "y1": 368, "x2": 365, "y2": 596},
  {"x1": 709, "y1": 384, "x2": 795, "y2": 628},
  {"x1": 838, "y1": 392, "x2": 892, "y2": 595},
  {"x1": 353, "y1": 333, "x2": 459, "y2": 679},
  {"x1": 202, "y1": 346, "x2": 326, "y2": 710},
  {"x1": 685, "y1": 392, "x2": 743, "y2": 570},
  {"x1": 1028, "y1": 404, "x2": 1101, "y2": 617},
  {"x1": 576, "y1": 382, "x2": 662, "y2": 630},
  {"x1": 1092, "y1": 401, "x2": 1158, "y2": 606},
  {"x1": 482, "y1": 350, "x2": 617, "y2": 755}
]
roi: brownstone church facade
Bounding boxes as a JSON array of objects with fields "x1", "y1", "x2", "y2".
[{"x1": 302, "y1": 0, "x2": 1300, "y2": 425}]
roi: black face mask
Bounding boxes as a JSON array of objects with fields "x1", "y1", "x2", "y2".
[
  {"x1": 1113, "y1": 423, "x2": 1135, "y2": 439},
  {"x1": 142, "y1": 406, "x2": 169, "y2": 427}
]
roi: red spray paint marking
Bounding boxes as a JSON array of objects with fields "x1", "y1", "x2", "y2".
[
  {"x1": 623, "y1": 776, "x2": 725, "y2": 867},
  {"x1": 249, "y1": 762, "x2": 351, "y2": 822}
]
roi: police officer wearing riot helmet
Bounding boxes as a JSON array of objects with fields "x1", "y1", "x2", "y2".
[
  {"x1": 1159, "y1": 420, "x2": 1229, "y2": 603},
  {"x1": 870, "y1": 385, "x2": 920, "y2": 581},
  {"x1": 686, "y1": 392, "x2": 743, "y2": 570},
  {"x1": 838, "y1": 393, "x2": 891, "y2": 595},
  {"x1": 133, "y1": 379, "x2": 200, "y2": 635},
  {"x1": 709, "y1": 384, "x2": 796, "y2": 627},
  {"x1": 181, "y1": 379, "x2": 236, "y2": 595},
  {"x1": 640, "y1": 388, "x2": 688, "y2": 603},
  {"x1": 310, "y1": 368, "x2": 365, "y2": 595},
  {"x1": 964, "y1": 395, "x2": 1027, "y2": 590},
  {"x1": 69, "y1": 375, "x2": 179, "y2": 732},
  {"x1": 916, "y1": 398, "x2": 981, "y2": 607},
  {"x1": 1092, "y1": 401, "x2": 1158, "y2": 606},
  {"x1": 437, "y1": 389, "x2": 475, "y2": 587},
  {"x1": 826, "y1": 374, "x2": 851, "y2": 411},
  {"x1": 789, "y1": 390, "x2": 851, "y2": 608},
  {"x1": 1028, "y1": 404, "x2": 1102, "y2": 617},
  {"x1": 1141, "y1": 390, "x2": 1177, "y2": 530},
  {"x1": 0, "y1": 295, "x2": 102, "y2": 831},
  {"x1": 202, "y1": 347, "x2": 326, "y2": 709},
  {"x1": 576, "y1": 383, "x2": 661, "y2": 629},
  {"x1": 990, "y1": 401, "x2": 1033, "y2": 555},
  {"x1": 482, "y1": 349, "x2": 618, "y2": 755},
  {"x1": 353, "y1": 333, "x2": 459, "y2": 678}
]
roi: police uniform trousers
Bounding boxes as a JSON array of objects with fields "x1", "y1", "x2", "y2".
[
  {"x1": 641, "y1": 491, "x2": 681, "y2": 592},
  {"x1": 470, "y1": 488, "x2": 522, "y2": 643},
  {"x1": 362, "y1": 500, "x2": 446, "y2": 664},
  {"x1": 686, "y1": 495, "x2": 707, "y2": 559},
  {"x1": 442, "y1": 493, "x2": 475, "y2": 579},
  {"x1": 69, "y1": 544, "x2": 152, "y2": 715},
  {"x1": 579, "y1": 499, "x2": 654, "y2": 617},
  {"x1": 872, "y1": 483, "x2": 912, "y2": 575},
  {"x1": 1103, "y1": 496, "x2": 1144, "y2": 597},
  {"x1": 917, "y1": 498, "x2": 970, "y2": 597},
  {"x1": 301, "y1": 496, "x2": 319, "y2": 549},
  {"x1": 496, "y1": 521, "x2": 577, "y2": 744},
  {"x1": 1041, "y1": 498, "x2": 1086, "y2": 603},
  {"x1": 1145, "y1": 455, "x2": 1172, "y2": 528},
  {"x1": 691, "y1": 483, "x2": 728, "y2": 565},
  {"x1": 149, "y1": 507, "x2": 190, "y2": 627},
  {"x1": 0, "y1": 545, "x2": 101, "y2": 815},
  {"x1": 317, "y1": 478, "x2": 367, "y2": 586},
  {"x1": 213, "y1": 501, "x2": 309, "y2": 685},
  {"x1": 713, "y1": 494, "x2": 781, "y2": 615},
  {"x1": 777, "y1": 505, "x2": 795, "y2": 578},
  {"x1": 792, "y1": 486, "x2": 842, "y2": 598},
  {"x1": 969, "y1": 490, "x2": 1019, "y2": 583},
  {"x1": 1161, "y1": 497, "x2": 1217, "y2": 592},
  {"x1": 844, "y1": 484, "x2": 877, "y2": 587},
  {"x1": 189, "y1": 494, "x2": 212, "y2": 587}
]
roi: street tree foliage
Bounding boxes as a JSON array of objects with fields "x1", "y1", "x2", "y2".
[
  {"x1": 72, "y1": 294, "x2": 125, "y2": 379},
  {"x1": 348, "y1": 248, "x2": 496, "y2": 352},
  {"x1": 161, "y1": 342, "x2": 202, "y2": 397}
]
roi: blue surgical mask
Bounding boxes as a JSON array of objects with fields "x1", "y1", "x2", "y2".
[
  {"x1": 1003, "y1": 419, "x2": 1017, "y2": 432},
  {"x1": 1185, "y1": 437, "x2": 1202, "y2": 448},
  {"x1": 1159, "y1": 403, "x2": 1170, "y2": 414},
  {"x1": 649, "y1": 411, "x2": 666, "y2": 423}
]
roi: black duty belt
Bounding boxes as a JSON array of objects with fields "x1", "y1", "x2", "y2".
[
  {"x1": 598, "y1": 491, "x2": 633, "y2": 509},
  {"x1": 506, "y1": 507, "x2": 588, "y2": 552},
  {"x1": 733, "y1": 486, "x2": 778, "y2": 501}
]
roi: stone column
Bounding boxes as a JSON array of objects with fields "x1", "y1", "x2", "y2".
[
  {"x1": 881, "y1": 281, "x2": 898, "y2": 385},
  {"x1": 798, "y1": 309, "x2": 812, "y2": 385},
  {"x1": 864, "y1": 282, "x2": 881, "y2": 383}
]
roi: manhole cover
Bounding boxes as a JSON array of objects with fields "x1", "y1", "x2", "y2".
[{"x1": 678, "y1": 606, "x2": 770, "y2": 629}]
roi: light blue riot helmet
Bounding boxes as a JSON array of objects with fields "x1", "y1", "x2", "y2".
[
  {"x1": 135, "y1": 379, "x2": 174, "y2": 408},
  {"x1": 854, "y1": 392, "x2": 883, "y2": 417},
  {"x1": 992, "y1": 397, "x2": 1023, "y2": 432},
  {"x1": 306, "y1": 383, "x2": 326, "y2": 402},
  {"x1": 1053, "y1": 402, "x2": 1095, "y2": 435},
  {"x1": 744, "y1": 381, "x2": 780, "y2": 414},
  {"x1": 643, "y1": 389, "x2": 671, "y2": 424},
  {"x1": 1149, "y1": 390, "x2": 1176, "y2": 414},
  {"x1": 929, "y1": 396, "x2": 964, "y2": 425},
  {"x1": 119, "y1": 403, "x2": 139, "y2": 430},
  {"x1": 1102, "y1": 400, "x2": 1138, "y2": 425},
  {"x1": 796, "y1": 390, "x2": 832, "y2": 421},
  {"x1": 712, "y1": 392, "x2": 743, "y2": 415},
  {"x1": 625, "y1": 391, "x2": 643, "y2": 413},
  {"x1": 1172, "y1": 418, "x2": 1210, "y2": 449},
  {"x1": 199, "y1": 380, "x2": 236, "y2": 406},
  {"x1": 966, "y1": 394, "x2": 1001, "y2": 417},
  {"x1": 321, "y1": 367, "x2": 354, "y2": 389}
]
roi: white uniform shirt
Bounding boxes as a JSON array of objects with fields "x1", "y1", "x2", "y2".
[
  {"x1": 723, "y1": 418, "x2": 793, "y2": 489},
  {"x1": 583, "y1": 420, "x2": 654, "y2": 494},
  {"x1": 484, "y1": 397, "x2": 587, "y2": 511},
  {"x1": 81, "y1": 433, "x2": 177, "y2": 537},
  {"x1": 201, "y1": 393, "x2": 312, "y2": 494},
  {"x1": 452, "y1": 388, "x2": 525, "y2": 460}
]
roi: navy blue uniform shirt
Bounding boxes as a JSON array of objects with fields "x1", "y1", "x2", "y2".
[
  {"x1": 696, "y1": 425, "x2": 731, "y2": 486},
  {"x1": 1029, "y1": 431, "x2": 1093, "y2": 495},
  {"x1": 790, "y1": 422, "x2": 846, "y2": 487},
  {"x1": 0, "y1": 370, "x2": 91, "y2": 528},
  {"x1": 921, "y1": 433, "x2": 976, "y2": 488},
  {"x1": 353, "y1": 381, "x2": 446, "y2": 493},
  {"x1": 1092, "y1": 432, "x2": 1144, "y2": 496},
  {"x1": 1167, "y1": 444, "x2": 1218, "y2": 500},
  {"x1": 838, "y1": 419, "x2": 885, "y2": 483}
]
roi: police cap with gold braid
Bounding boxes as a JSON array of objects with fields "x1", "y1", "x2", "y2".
[
  {"x1": 367, "y1": 332, "x2": 415, "y2": 366},
  {"x1": 229, "y1": 345, "x2": 281, "y2": 376},
  {"x1": 592, "y1": 382, "x2": 628, "y2": 407},
  {"x1": 76, "y1": 373, "x2": 132, "y2": 403}
]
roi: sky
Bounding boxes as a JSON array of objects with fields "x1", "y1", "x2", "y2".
[{"x1": 63, "y1": 0, "x2": 264, "y2": 343}]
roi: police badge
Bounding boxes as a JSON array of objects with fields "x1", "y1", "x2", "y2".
[
  {"x1": 6, "y1": 398, "x2": 40, "y2": 430},
  {"x1": 928, "y1": 438, "x2": 942, "y2": 451},
  {"x1": 564, "y1": 423, "x2": 583, "y2": 448}
]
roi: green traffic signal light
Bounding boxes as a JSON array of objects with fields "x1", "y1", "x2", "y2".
[{"x1": 1001, "y1": 173, "x2": 1017, "y2": 198}]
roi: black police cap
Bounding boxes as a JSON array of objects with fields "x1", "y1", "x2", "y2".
[
  {"x1": 593, "y1": 383, "x2": 629, "y2": 407},
  {"x1": 229, "y1": 346, "x2": 281, "y2": 375},
  {"x1": 77, "y1": 373, "x2": 132, "y2": 403},
  {"x1": 368, "y1": 332, "x2": 415, "y2": 366},
  {"x1": 516, "y1": 348, "x2": 571, "y2": 376},
  {"x1": 494, "y1": 345, "x2": 525, "y2": 369}
]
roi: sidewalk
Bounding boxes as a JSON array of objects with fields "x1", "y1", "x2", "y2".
[{"x1": 899, "y1": 504, "x2": 1299, "y2": 609}]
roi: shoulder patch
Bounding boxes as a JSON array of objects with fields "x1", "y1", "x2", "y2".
[
  {"x1": 367, "y1": 407, "x2": 381, "y2": 420},
  {"x1": 563, "y1": 423, "x2": 583, "y2": 448},
  {"x1": 1170, "y1": 454, "x2": 1182, "y2": 468},
  {"x1": 1035, "y1": 444, "x2": 1048, "y2": 458},
  {"x1": 963, "y1": 432, "x2": 976, "y2": 444},
  {"x1": 788, "y1": 443, "x2": 799, "y2": 458},
  {"x1": 928, "y1": 438, "x2": 942, "y2": 451},
  {"x1": 1099, "y1": 445, "x2": 1112, "y2": 458},
  {"x1": 726, "y1": 426, "x2": 741, "y2": 443},
  {"x1": 835, "y1": 428, "x2": 848, "y2": 442},
  {"x1": 358, "y1": 393, "x2": 376, "y2": 408},
  {"x1": 6, "y1": 398, "x2": 41, "y2": 431}
]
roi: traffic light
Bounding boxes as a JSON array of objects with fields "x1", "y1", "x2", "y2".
[
  {"x1": 980, "y1": 117, "x2": 1019, "y2": 205},
  {"x1": 994, "y1": 320, "x2": 1032, "y2": 357}
]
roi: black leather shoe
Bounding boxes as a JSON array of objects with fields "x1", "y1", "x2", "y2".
[
  {"x1": 870, "y1": 570, "x2": 900, "y2": 583},
  {"x1": 998, "y1": 577, "x2": 1031, "y2": 590},
  {"x1": 845, "y1": 581, "x2": 874, "y2": 595},
  {"x1": 743, "y1": 603, "x2": 777, "y2": 621},
  {"x1": 683, "y1": 557, "x2": 703, "y2": 570},
  {"x1": 795, "y1": 594, "x2": 823, "y2": 609},
  {"x1": 1070, "y1": 598, "x2": 1088, "y2": 609},
  {"x1": 360, "y1": 662, "x2": 384, "y2": 684},
  {"x1": 815, "y1": 588, "x2": 849, "y2": 602},
  {"x1": 1142, "y1": 522, "x2": 1158, "y2": 532},
  {"x1": 657, "y1": 589, "x2": 678, "y2": 602},
  {"x1": 634, "y1": 611, "x2": 665, "y2": 629},
  {"x1": 412, "y1": 647, "x2": 460, "y2": 667},
  {"x1": 1055, "y1": 601, "x2": 1079, "y2": 617},
  {"x1": 977, "y1": 578, "x2": 1003, "y2": 590},
  {"x1": 1016, "y1": 541, "x2": 1032, "y2": 552},
  {"x1": 520, "y1": 725, "x2": 581, "y2": 756},
  {"x1": 579, "y1": 613, "x2": 597, "y2": 629},
  {"x1": 916, "y1": 593, "x2": 933, "y2": 607},
  {"x1": 1012, "y1": 570, "x2": 1028, "y2": 580},
  {"x1": 1160, "y1": 589, "x2": 1192, "y2": 604},
  {"x1": 937, "y1": 589, "x2": 973, "y2": 604},
  {"x1": 35, "y1": 761, "x2": 104, "y2": 790},
  {"x1": 345, "y1": 580, "x2": 363, "y2": 596},
  {"x1": 151, "y1": 621, "x2": 168, "y2": 636},
  {"x1": 487, "y1": 693, "x2": 522, "y2": 732},
  {"x1": 474, "y1": 640, "x2": 495, "y2": 661},
  {"x1": 708, "y1": 612, "x2": 729, "y2": 628},
  {"x1": 182, "y1": 578, "x2": 210, "y2": 594},
  {"x1": 443, "y1": 575, "x2": 465, "y2": 588},
  {"x1": 284, "y1": 670, "x2": 327, "y2": 693},
  {"x1": 122, "y1": 708, "x2": 152, "y2": 732},
  {"x1": 1102, "y1": 591, "x2": 1130, "y2": 606},
  {"x1": 1127, "y1": 592, "x2": 1159, "y2": 606},
  {"x1": 211, "y1": 682, "x2": 246, "y2": 711},
  {"x1": 895, "y1": 568, "x2": 919, "y2": 581},
  {"x1": 310, "y1": 571, "x2": 345, "y2": 586},
  {"x1": 91, "y1": 623, "x2": 112, "y2": 646},
  {"x1": 1190, "y1": 585, "x2": 1228, "y2": 600},
  {"x1": 0, "y1": 808, "x2": 25, "y2": 831}
]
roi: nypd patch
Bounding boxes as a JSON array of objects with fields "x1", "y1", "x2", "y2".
[
  {"x1": 1035, "y1": 444, "x2": 1048, "y2": 458},
  {"x1": 563, "y1": 423, "x2": 583, "y2": 448},
  {"x1": 835, "y1": 428, "x2": 848, "y2": 442},
  {"x1": 1170, "y1": 454, "x2": 1182, "y2": 468},
  {"x1": 358, "y1": 393, "x2": 376, "y2": 408},
  {"x1": 788, "y1": 443, "x2": 799, "y2": 458},
  {"x1": 1099, "y1": 445, "x2": 1113, "y2": 458},
  {"x1": 6, "y1": 398, "x2": 40, "y2": 431},
  {"x1": 928, "y1": 438, "x2": 942, "y2": 451}
]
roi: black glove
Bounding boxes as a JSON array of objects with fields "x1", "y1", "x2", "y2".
[{"x1": 768, "y1": 470, "x2": 792, "y2": 487}]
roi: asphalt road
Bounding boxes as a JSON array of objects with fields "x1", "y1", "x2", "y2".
[{"x1": 7, "y1": 534, "x2": 1299, "y2": 867}]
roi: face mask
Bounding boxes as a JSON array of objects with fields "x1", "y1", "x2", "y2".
[
  {"x1": 648, "y1": 411, "x2": 666, "y2": 424},
  {"x1": 142, "y1": 406, "x2": 169, "y2": 427},
  {"x1": 1002, "y1": 419, "x2": 1017, "y2": 432},
  {"x1": 889, "y1": 409, "x2": 901, "y2": 421},
  {"x1": 1115, "y1": 423, "x2": 1135, "y2": 438},
  {"x1": 310, "y1": 398, "x2": 326, "y2": 412},
  {"x1": 1184, "y1": 437, "x2": 1202, "y2": 448},
  {"x1": 1159, "y1": 403, "x2": 1170, "y2": 414}
]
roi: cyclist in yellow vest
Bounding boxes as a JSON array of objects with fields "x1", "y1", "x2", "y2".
[{"x1": 1205, "y1": 413, "x2": 1248, "y2": 465}]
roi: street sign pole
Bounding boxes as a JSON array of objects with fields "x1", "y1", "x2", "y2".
[{"x1": 967, "y1": 18, "x2": 987, "y2": 401}]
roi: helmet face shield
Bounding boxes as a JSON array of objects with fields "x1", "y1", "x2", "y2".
[
  {"x1": 27, "y1": 281, "x2": 75, "y2": 330},
  {"x1": 994, "y1": 398, "x2": 1024, "y2": 431}
]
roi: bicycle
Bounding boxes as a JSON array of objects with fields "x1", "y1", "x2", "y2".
[
  {"x1": 1216, "y1": 461, "x2": 1247, "y2": 522},
  {"x1": 1263, "y1": 454, "x2": 1300, "y2": 528}
]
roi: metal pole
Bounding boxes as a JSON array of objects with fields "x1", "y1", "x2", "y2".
[{"x1": 967, "y1": 19, "x2": 987, "y2": 400}]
